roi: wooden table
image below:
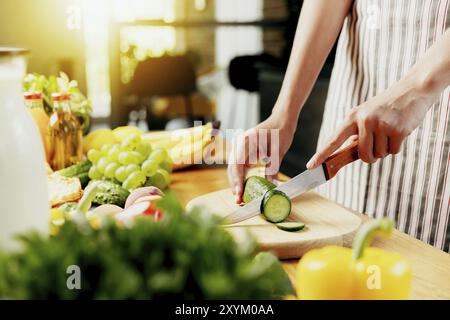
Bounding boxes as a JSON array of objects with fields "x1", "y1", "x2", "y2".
[{"x1": 171, "y1": 165, "x2": 450, "y2": 300}]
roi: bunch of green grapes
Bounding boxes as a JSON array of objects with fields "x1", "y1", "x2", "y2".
[{"x1": 87, "y1": 133, "x2": 172, "y2": 190}]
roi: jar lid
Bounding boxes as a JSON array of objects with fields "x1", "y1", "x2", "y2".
[
  {"x1": 0, "y1": 48, "x2": 30, "y2": 57},
  {"x1": 24, "y1": 91, "x2": 42, "y2": 100},
  {"x1": 51, "y1": 92, "x2": 71, "y2": 101}
]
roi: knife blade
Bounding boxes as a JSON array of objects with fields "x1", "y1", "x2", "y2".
[{"x1": 223, "y1": 141, "x2": 359, "y2": 225}]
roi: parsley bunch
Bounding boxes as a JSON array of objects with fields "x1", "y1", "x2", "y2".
[{"x1": 0, "y1": 194, "x2": 294, "y2": 299}]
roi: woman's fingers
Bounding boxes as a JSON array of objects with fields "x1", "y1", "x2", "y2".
[
  {"x1": 227, "y1": 133, "x2": 249, "y2": 203},
  {"x1": 388, "y1": 132, "x2": 404, "y2": 154},
  {"x1": 358, "y1": 119, "x2": 376, "y2": 163},
  {"x1": 227, "y1": 163, "x2": 245, "y2": 204},
  {"x1": 266, "y1": 162, "x2": 280, "y2": 183},
  {"x1": 306, "y1": 121, "x2": 356, "y2": 169},
  {"x1": 374, "y1": 132, "x2": 388, "y2": 158}
]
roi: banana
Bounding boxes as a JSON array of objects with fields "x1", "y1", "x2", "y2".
[
  {"x1": 142, "y1": 123, "x2": 212, "y2": 144},
  {"x1": 153, "y1": 124, "x2": 209, "y2": 149},
  {"x1": 170, "y1": 129, "x2": 215, "y2": 169},
  {"x1": 141, "y1": 122, "x2": 218, "y2": 170}
]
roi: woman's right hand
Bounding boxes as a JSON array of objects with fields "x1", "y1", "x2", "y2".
[{"x1": 227, "y1": 114, "x2": 296, "y2": 204}]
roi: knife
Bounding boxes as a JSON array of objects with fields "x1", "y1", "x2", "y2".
[{"x1": 223, "y1": 141, "x2": 360, "y2": 225}]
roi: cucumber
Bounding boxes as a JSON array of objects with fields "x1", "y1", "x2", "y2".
[
  {"x1": 54, "y1": 160, "x2": 92, "y2": 177},
  {"x1": 243, "y1": 176, "x2": 276, "y2": 203},
  {"x1": 276, "y1": 222, "x2": 305, "y2": 232},
  {"x1": 243, "y1": 176, "x2": 291, "y2": 223},
  {"x1": 54, "y1": 160, "x2": 92, "y2": 188},
  {"x1": 86, "y1": 180, "x2": 130, "y2": 207}
]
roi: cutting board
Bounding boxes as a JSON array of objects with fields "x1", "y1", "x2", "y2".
[{"x1": 187, "y1": 189, "x2": 362, "y2": 259}]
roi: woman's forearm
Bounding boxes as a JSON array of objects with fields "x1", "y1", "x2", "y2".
[
  {"x1": 273, "y1": 0, "x2": 353, "y2": 129},
  {"x1": 307, "y1": 29, "x2": 450, "y2": 168},
  {"x1": 407, "y1": 29, "x2": 450, "y2": 104}
]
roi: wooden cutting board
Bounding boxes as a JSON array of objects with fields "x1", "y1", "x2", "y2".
[{"x1": 187, "y1": 189, "x2": 362, "y2": 259}]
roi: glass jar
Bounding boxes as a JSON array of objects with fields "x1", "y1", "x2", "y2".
[{"x1": 48, "y1": 92, "x2": 83, "y2": 170}]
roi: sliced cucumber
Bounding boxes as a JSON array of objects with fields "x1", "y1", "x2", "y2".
[
  {"x1": 261, "y1": 189, "x2": 291, "y2": 223},
  {"x1": 243, "y1": 176, "x2": 292, "y2": 223},
  {"x1": 276, "y1": 222, "x2": 305, "y2": 232}
]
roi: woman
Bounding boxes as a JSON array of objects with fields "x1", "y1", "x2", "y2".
[{"x1": 227, "y1": 0, "x2": 450, "y2": 251}]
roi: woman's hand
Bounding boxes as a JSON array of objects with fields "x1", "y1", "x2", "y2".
[
  {"x1": 306, "y1": 80, "x2": 433, "y2": 168},
  {"x1": 227, "y1": 115, "x2": 296, "y2": 204},
  {"x1": 226, "y1": 0, "x2": 353, "y2": 203},
  {"x1": 308, "y1": 29, "x2": 450, "y2": 169}
]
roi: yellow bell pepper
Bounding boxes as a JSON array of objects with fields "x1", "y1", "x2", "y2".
[{"x1": 296, "y1": 218, "x2": 412, "y2": 300}]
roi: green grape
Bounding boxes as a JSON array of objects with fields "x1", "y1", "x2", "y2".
[
  {"x1": 160, "y1": 160, "x2": 173, "y2": 173},
  {"x1": 122, "y1": 178, "x2": 135, "y2": 191},
  {"x1": 87, "y1": 149, "x2": 102, "y2": 164},
  {"x1": 135, "y1": 142, "x2": 152, "y2": 158},
  {"x1": 148, "y1": 148, "x2": 168, "y2": 165},
  {"x1": 125, "y1": 164, "x2": 140, "y2": 176},
  {"x1": 101, "y1": 144, "x2": 113, "y2": 155},
  {"x1": 119, "y1": 144, "x2": 133, "y2": 152},
  {"x1": 97, "y1": 157, "x2": 109, "y2": 174},
  {"x1": 104, "y1": 162, "x2": 120, "y2": 178},
  {"x1": 106, "y1": 145, "x2": 120, "y2": 162},
  {"x1": 118, "y1": 151, "x2": 139, "y2": 165},
  {"x1": 142, "y1": 159, "x2": 158, "y2": 177},
  {"x1": 150, "y1": 169, "x2": 171, "y2": 189},
  {"x1": 130, "y1": 151, "x2": 145, "y2": 164},
  {"x1": 88, "y1": 165, "x2": 102, "y2": 180},
  {"x1": 122, "y1": 172, "x2": 145, "y2": 190},
  {"x1": 157, "y1": 169, "x2": 171, "y2": 184},
  {"x1": 114, "y1": 166, "x2": 128, "y2": 183},
  {"x1": 128, "y1": 171, "x2": 146, "y2": 186},
  {"x1": 122, "y1": 133, "x2": 142, "y2": 149}
]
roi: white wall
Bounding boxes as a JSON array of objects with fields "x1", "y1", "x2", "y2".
[{"x1": 215, "y1": 0, "x2": 263, "y2": 130}]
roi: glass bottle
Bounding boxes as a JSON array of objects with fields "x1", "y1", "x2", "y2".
[
  {"x1": 0, "y1": 48, "x2": 49, "y2": 249},
  {"x1": 48, "y1": 92, "x2": 83, "y2": 170},
  {"x1": 24, "y1": 91, "x2": 50, "y2": 161}
]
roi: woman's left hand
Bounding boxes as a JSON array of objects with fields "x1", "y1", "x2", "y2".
[{"x1": 306, "y1": 80, "x2": 433, "y2": 168}]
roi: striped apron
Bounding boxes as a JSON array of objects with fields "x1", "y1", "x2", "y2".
[{"x1": 316, "y1": 0, "x2": 450, "y2": 251}]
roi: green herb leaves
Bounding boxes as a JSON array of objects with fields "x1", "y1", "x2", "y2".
[{"x1": 0, "y1": 194, "x2": 294, "y2": 299}]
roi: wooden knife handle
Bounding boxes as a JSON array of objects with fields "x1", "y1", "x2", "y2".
[{"x1": 322, "y1": 141, "x2": 359, "y2": 180}]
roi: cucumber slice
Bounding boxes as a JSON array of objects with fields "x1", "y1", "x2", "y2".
[
  {"x1": 261, "y1": 189, "x2": 291, "y2": 223},
  {"x1": 276, "y1": 222, "x2": 305, "y2": 232}
]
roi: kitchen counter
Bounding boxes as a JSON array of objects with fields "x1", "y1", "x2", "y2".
[{"x1": 171, "y1": 165, "x2": 450, "y2": 300}]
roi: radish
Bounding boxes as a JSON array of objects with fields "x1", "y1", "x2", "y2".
[
  {"x1": 133, "y1": 195, "x2": 162, "y2": 204},
  {"x1": 125, "y1": 187, "x2": 163, "y2": 209},
  {"x1": 115, "y1": 202, "x2": 151, "y2": 224},
  {"x1": 91, "y1": 204, "x2": 123, "y2": 216}
]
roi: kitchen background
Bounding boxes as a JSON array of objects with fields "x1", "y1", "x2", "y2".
[{"x1": 0, "y1": 0, "x2": 336, "y2": 176}]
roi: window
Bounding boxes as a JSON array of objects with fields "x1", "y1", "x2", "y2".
[{"x1": 83, "y1": 0, "x2": 179, "y2": 117}]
